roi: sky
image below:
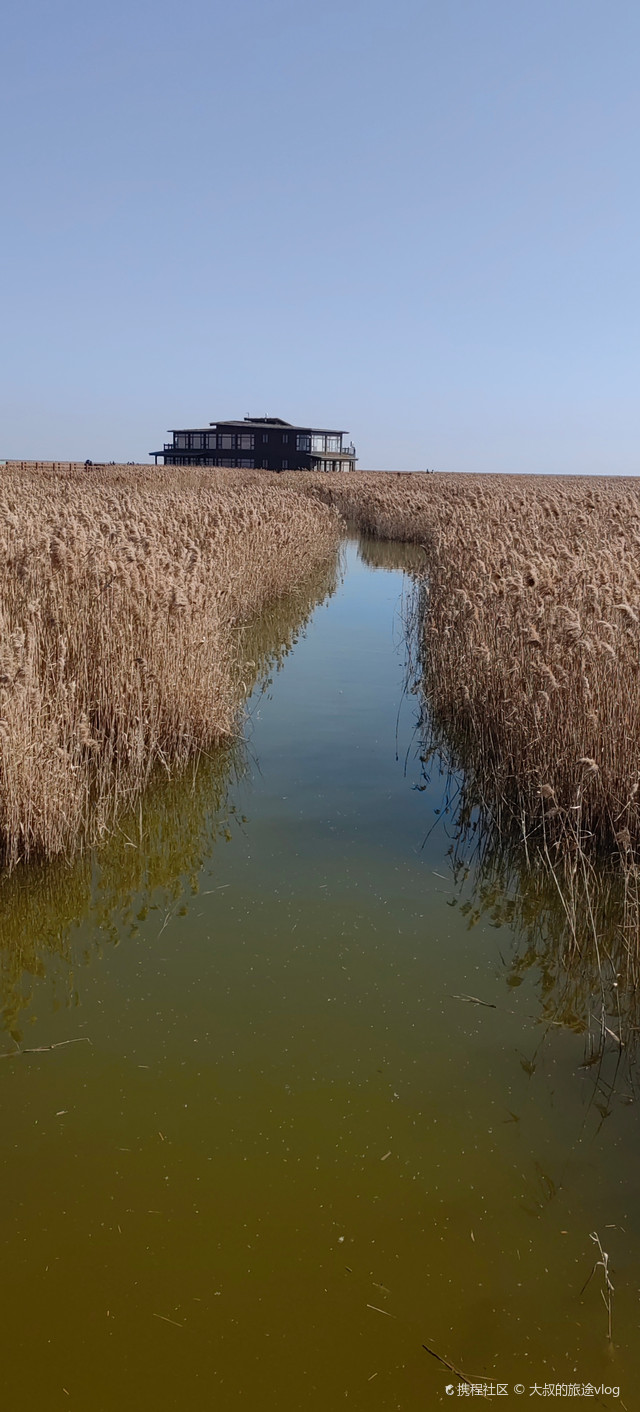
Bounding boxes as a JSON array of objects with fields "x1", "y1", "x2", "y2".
[{"x1": 1, "y1": 0, "x2": 638, "y2": 473}]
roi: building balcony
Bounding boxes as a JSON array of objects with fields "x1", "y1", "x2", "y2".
[
  {"x1": 164, "y1": 445, "x2": 356, "y2": 458},
  {"x1": 309, "y1": 446, "x2": 356, "y2": 458},
  {"x1": 164, "y1": 442, "x2": 211, "y2": 452}
]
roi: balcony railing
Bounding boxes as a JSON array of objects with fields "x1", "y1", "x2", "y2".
[
  {"x1": 164, "y1": 440, "x2": 357, "y2": 457},
  {"x1": 165, "y1": 442, "x2": 257, "y2": 453},
  {"x1": 310, "y1": 445, "x2": 356, "y2": 457},
  {"x1": 165, "y1": 442, "x2": 211, "y2": 452}
]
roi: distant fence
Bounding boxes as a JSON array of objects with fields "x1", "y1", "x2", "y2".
[{"x1": 2, "y1": 461, "x2": 149, "y2": 473}]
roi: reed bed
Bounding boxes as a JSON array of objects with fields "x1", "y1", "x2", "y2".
[
  {"x1": 6, "y1": 457, "x2": 640, "y2": 959},
  {"x1": 0, "y1": 463, "x2": 339, "y2": 867},
  {"x1": 290, "y1": 471, "x2": 640, "y2": 967}
]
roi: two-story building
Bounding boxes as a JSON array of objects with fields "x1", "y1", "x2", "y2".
[{"x1": 150, "y1": 417, "x2": 357, "y2": 472}]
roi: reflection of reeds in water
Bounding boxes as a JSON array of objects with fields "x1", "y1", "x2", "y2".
[
  {"x1": 0, "y1": 749, "x2": 237, "y2": 1043},
  {"x1": 417, "y1": 720, "x2": 640, "y2": 1096},
  {"x1": 0, "y1": 556, "x2": 339, "y2": 1044},
  {"x1": 236, "y1": 555, "x2": 339, "y2": 686},
  {"x1": 356, "y1": 535, "x2": 426, "y2": 574}
]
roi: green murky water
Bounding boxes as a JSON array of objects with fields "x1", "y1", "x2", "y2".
[{"x1": 0, "y1": 541, "x2": 636, "y2": 1410}]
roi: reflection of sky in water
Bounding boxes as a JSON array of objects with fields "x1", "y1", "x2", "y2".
[{"x1": 0, "y1": 540, "x2": 635, "y2": 1410}]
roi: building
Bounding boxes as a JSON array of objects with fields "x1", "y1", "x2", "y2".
[{"x1": 150, "y1": 416, "x2": 357, "y2": 472}]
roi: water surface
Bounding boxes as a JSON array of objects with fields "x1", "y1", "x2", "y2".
[{"x1": 0, "y1": 540, "x2": 636, "y2": 1409}]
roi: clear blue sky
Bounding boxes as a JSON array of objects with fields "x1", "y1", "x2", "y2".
[{"x1": 2, "y1": 0, "x2": 638, "y2": 473}]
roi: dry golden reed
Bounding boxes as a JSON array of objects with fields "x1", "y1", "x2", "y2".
[
  {"x1": 0, "y1": 462, "x2": 339, "y2": 867},
  {"x1": 289, "y1": 471, "x2": 640, "y2": 879},
  {"x1": 6, "y1": 458, "x2": 640, "y2": 904}
]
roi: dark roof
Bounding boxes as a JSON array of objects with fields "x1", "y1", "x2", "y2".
[
  {"x1": 167, "y1": 419, "x2": 349, "y2": 435},
  {"x1": 212, "y1": 418, "x2": 348, "y2": 434},
  {"x1": 209, "y1": 420, "x2": 293, "y2": 429}
]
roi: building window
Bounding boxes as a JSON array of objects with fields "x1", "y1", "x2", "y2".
[
  {"x1": 262, "y1": 433, "x2": 269, "y2": 443},
  {"x1": 311, "y1": 434, "x2": 325, "y2": 453},
  {"x1": 191, "y1": 433, "x2": 204, "y2": 449},
  {"x1": 206, "y1": 433, "x2": 217, "y2": 450},
  {"x1": 219, "y1": 434, "x2": 235, "y2": 450},
  {"x1": 238, "y1": 459, "x2": 254, "y2": 468},
  {"x1": 281, "y1": 459, "x2": 288, "y2": 469},
  {"x1": 219, "y1": 458, "x2": 236, "y2": 467},
  {"x1": 261, "y1": 459, "x2": 269, "y2": 468},
  {"x1": 237, "y1": 433, "x2": 254, "y2": 450},
  {"x1": 327, "y1": 436, "x2": 340, "y2": 453},
  {"x1": 175, "y1": 434, "x2": 187, "y2": 449},
  {"x1": 282, "y1": 433, "x2": 289, "y2": 443},
  {"x1": 296, "y1": 434, "x2": 310, "y2": 452}
]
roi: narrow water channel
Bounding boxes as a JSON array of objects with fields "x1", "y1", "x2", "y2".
[{"x1": 0, "y1": 540, "x2": 636, "y2": 1410}]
